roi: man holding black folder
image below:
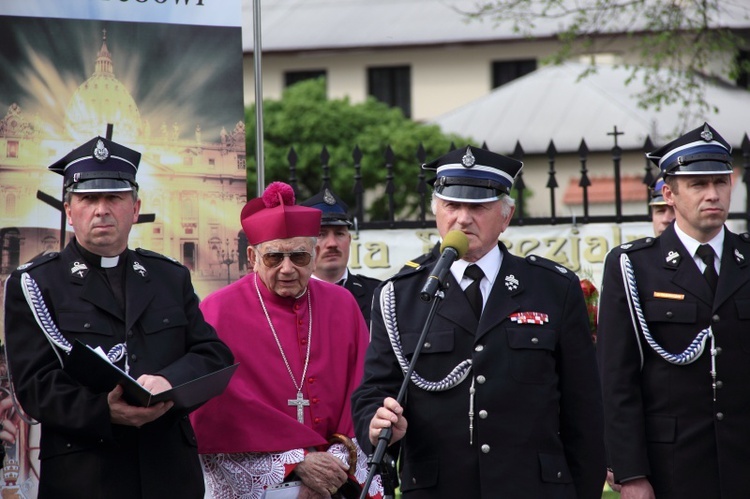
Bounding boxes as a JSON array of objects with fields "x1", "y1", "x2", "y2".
[
  {"x1": 351, "y1": 146, "x2": 606, "y2": 498},
  {"x1": 3, "y1": 134, "x2": 234, "y2": 499}
]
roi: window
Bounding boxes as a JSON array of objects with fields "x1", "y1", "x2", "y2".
[
  {"x1": 7, "y1": 140, "x2": 19, "y2": 158},
  {"x1": 285, "y1": 70, "x2": 326, "y2": 87},
  {"x1": 737, "y1": 50, "x2": 749, "y2": 89},
  {"x1": 368, "y1": 66, "x2": 411, "y2": 118},
  {"x1": 237, "y1": 154, "x2": 246, "y2": 171},
  {"x1": 182, "y1": 241, "x2": 196, "y2": 271},
  {"x1": 492, "y1": 59, "x2": 537, "y2": 88}
]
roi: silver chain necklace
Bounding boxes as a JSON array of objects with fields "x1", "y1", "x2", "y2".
[{"x1": 254, "y1": 274, "x2": 313, "y2": 423}]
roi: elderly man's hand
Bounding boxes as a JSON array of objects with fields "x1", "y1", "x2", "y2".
[
  {"x1": 369, "y1": 397, "x2": 407, "y2": 446},
  {"x1": 294, "y1": 451, "x2": 348, "y2": 497}
]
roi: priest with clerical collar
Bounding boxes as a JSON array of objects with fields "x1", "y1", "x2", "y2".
[{"x1": 190, "y1": 182, "x2": 384, "y2": 499}]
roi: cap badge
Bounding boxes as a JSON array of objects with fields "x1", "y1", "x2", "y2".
[
  {"x1": 323, "y1": 188, "x2": 336, "y2": 205},
  {"x1": 666, "y1": 250, "x2": 680, "y2": 265},
  {"x1": 461, "y1": 147, "x2": 476, "y2": 168},
  {"x1": 700, "y1": 124, "x2": 713, "y2": 142},
  {"x1": 93, "y1": 139, "x2": 110, "y2": 163},
  {"x1": 133, "y1": 261, "x2": 148, "y2": 277},
  {"x1": 504, "y1": 274, "x2": 519, "y2": 291},
  {"x1": 70, "y1": 261, "x2": 89, "y2": 278}
]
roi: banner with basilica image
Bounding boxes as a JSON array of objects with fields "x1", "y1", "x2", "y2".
[{"x1": 0, "y1": 1, "x2": 244, "y2": 496}]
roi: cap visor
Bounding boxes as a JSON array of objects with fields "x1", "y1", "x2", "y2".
[
  {"x1": 434, "y1": 184, "x2": 502, "y2": 203},
  {"x1": 69, "y1": 179, "x2": 134, "y2": 193}
]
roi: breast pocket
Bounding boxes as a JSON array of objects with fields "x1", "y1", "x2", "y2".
[
  {"x1": 57, "y1": 311, "x2": 114, "y2": 338},
  {"x1": 507, "y1": 328, "x2": 557, "y2": 384},
  {"x1": 400, "y1": 329, "x2": 454, "y2": 356},
  {"x1": 140, "y1": 306, "x2": 189, "y2": 335}
]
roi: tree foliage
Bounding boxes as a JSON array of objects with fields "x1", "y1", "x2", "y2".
[
  {"x1": 461, "y1": 0, "x2": 750, "y2": 126},
  {"x1": 245, "y1": 78, "x2": 473, "y2": 221}
]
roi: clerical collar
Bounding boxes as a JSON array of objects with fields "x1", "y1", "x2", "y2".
[{"x1": 74, "y1": 240, "x2": 126, "y2": 269}]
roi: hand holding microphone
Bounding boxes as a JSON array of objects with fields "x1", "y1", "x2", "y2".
[{"x1": 420, "y1": 230, "x2": 469, "y2": 301}]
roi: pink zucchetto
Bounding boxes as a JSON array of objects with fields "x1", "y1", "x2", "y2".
[{"x1": 241, "y1": 182, "x2": 322, "y2": 245}]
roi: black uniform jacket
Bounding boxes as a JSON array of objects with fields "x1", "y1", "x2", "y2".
[
  {"x1": 597, "y1": 224, "x2": 750, "y2": 499},
  {"x1": 3, "y1": 241, "x2": 234, "y2": 499},
  {"x1": 352, "y1": 242, "x2": 606, "y2": 499},
  {"x1": 343, "y1": 272, "x2": 381, "y2": 327}
]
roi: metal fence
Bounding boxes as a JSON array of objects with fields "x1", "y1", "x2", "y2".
[{"x1": 282, "y1": 129, "x2": 750, "y2": 229}]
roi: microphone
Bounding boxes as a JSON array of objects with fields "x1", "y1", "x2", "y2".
[{"x1": 420, "y1": 230, "x2": 469, "y2": 301}]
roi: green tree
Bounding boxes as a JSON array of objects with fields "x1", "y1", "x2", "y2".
[
  {"x1": 245, "y1": 78, "x2": 473, "y2": 221},
  {"x1": 461, "y1": 1, "x2": 750, "y2": 126}
]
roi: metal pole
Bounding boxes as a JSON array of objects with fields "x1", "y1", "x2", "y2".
[{"x1": 252, "y1": 0, "x2": 265, "y2": 196}]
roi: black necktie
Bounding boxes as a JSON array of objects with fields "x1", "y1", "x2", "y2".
[
  {"x1": 464, "y1": 264, "x2": 485, "y2": 318},
  {"x1": 696, "y1": 244, "x2": 718, "y2": 294}
]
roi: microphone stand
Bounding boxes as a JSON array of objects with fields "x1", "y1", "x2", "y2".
[{"x1": 359, "y1": 285, "x2": 447, "y2": 499}]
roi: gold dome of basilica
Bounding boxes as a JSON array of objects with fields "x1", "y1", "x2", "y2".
[{"x1": 64, "y1": 32, "x2": 141, "y2": 142}]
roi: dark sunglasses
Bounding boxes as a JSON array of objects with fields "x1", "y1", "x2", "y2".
[{"x1": 260, "y1": 251, "x2": 312, "y2": 268}]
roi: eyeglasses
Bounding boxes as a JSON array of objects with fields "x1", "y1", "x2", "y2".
[{"x1": 260, "y1": 251, "x2": 312, "y2": 268}]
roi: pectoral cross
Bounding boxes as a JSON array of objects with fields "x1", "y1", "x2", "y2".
[{"x1": 288, "y1": 391, "x2": 310, "y2": 423}]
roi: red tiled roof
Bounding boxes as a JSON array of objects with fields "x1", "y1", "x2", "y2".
[{"x1": 563, "y1": 175, "x2": 648, "y2": 205}]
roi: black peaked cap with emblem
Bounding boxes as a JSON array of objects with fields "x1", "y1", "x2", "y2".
[
  {"x1": 423, "y1": 145, "x2": 523, "y2": 203},
  {"x1": 646, "y1": 122, "x2": 732, "y2": 176},
  {"x1": 49, "y1": 136, "x2": 141, "y2": 193},
  {"x1": 300, "y1": 187, "x2": 352, "y2": 227}
]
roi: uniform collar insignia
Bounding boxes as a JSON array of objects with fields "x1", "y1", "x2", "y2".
[
  {"x1": 132, "y1": 261, "x2": 148, "y2": 277},
  {"x1": 555, "y1": 265, "x2": 568, "y2": 274},
  {"x1": 17, "y1": 262, "x2": 32, "y2": 271},
  {"x1": 735, "y1": 248, "x2": 745, "y2": 263},
  {"x1": 666, "y1": 250, "x2": 680, "y2": 266},
  {"x1": 509, "y1": 311, "x2": 549, "y2": 324},
  {"x1": 70, "y1": 261, "x2": 89, "y2": 278},
  {"x1": 504, "y1": 274, "x2": 519, "y2": 291},
  {"x1": 620, "y1": 243, "x2": 633, "y2": 250}
]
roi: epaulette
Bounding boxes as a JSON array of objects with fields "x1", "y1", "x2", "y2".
[
  {"x1": 14, "y1": 251, "x2": 59, "y2": 272},
  {"x1": 135, "y1": 248, "x2": 184, "y2": 266},
  {"x1": 613, "y1": 236, "x2": 656, "y2": 253},
  {"x1": 524, "y1": 254, "x2": 575, "y2": 280},
  {"x1": 391, "y1": 253, "x2": 432, "y2": 280}
]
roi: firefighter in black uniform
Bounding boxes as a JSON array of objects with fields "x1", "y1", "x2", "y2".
[
  {"x1": 598, "y1": 123, "x2": 750, "y2": 499},
  {"x1": 352, "y1": 145, "x2": 606, "y2": 499},
  {"x1": 3, "y1": 134, "x2": 233, "y2": 499}
]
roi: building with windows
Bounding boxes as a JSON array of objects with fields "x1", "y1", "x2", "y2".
[{"x1": 241, "y1": 0, "x2": 750, "y2": 217}]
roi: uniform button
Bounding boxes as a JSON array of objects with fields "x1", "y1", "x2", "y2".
[
  {"x1": 308, "y1": 377, "x2": 316, "y2": 384},
  {"x1": 66, "y1": 443, "x2": 72, "y2": 449},
  {"x1": 716, "y1": 412, "x2": 724, "y2": 420},
  {"x1": 127, "y1": 330, "x2": 134, "y2": 337},
  {"x1": 666, "y1": 311, "x2": 674, "y2": 318},
  {"x1": 557, "y1": 471, "x2": 562, "y2": 479},
  {"x1": 84, "y1": 323, "x2": 91, "y2": 329},
  {"x1": 314, "y1": 417, "x2": 321, "y2": 424},
  {"x1": 715, "y1": 347, "x2": 722, "y2": 355},
  {"x1": 475, "y1": 345, "x2": 484, "y2": 352},
  {"x1": 479, "y1": 410, "x2": 488, "y2": 419},
  {"x1": 712, "y1": 314, "x2": 720, "y2": 322},
  {"x1": 424, "y1": 342, "x2": 431, "y2": 349},
  {"x1": 716, "y1": 380, "x2": 724, "y2": 389},
  {"x1": 529, "y1": 256, "x2": 537, "y2": 261},
  {"x1": 300, "y1": 338, "x2": 307, "y2": 345},
  {"x1": 298, "y1": 319, "x2": 303, "y2": 325},
  {"x1": 481, "y1": 444, "x2": 490, "y2": 453},
  {"x1": 130, "y1": 354, "x2": 137, "y2": 362},
  {"x1": 163, "y1": 318, "x2": 170, "y2": 325},
  {"x1": 412, "y1": 478, "x2": 417, "y2": 485},
  {"x1": 312, "y1": 398, "x2": 319, "y2": 404},
  {"x1": 531, "y1": 337, "x2": 539, "y2": 344},
  {"x1": 476, "y1": 375, "x2": 486, "y2": 384},
  {"x1": 99, "y1": 439, "x2": 104, "y2": 444}
]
